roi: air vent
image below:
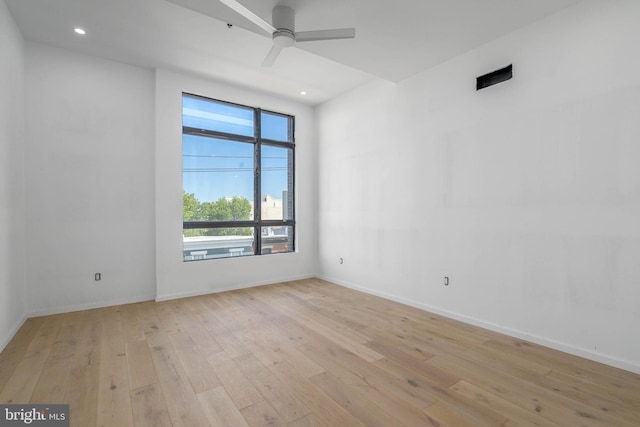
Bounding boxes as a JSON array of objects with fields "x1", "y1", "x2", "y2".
[{"x1": 476, "y1": 64, "x2": 513, "y2": 90}]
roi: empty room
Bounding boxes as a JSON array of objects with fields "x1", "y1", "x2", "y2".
[{"x1": 1, "y1": 0, "x2": 639, "y2": 426}]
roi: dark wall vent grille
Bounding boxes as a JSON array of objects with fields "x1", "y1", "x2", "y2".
[{"x1": 477, "y1": 64, "x2": 513, "y2": 90}]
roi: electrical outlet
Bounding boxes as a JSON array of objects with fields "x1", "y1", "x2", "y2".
[
  {"x1": 95, "y1": 273, "x2": 101, "y2": 281},
  {"x1": 444, "y1": 276, "x2": 449, "y2": 286}
]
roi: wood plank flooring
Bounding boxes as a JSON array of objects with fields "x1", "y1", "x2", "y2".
[{"x1": 1, "y1": 278, "x2": 639, "y2": 426}]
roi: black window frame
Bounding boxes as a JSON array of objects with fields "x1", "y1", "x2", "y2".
[{"x1": 182, "y1": 92, "x2": 296, "y2": 259}]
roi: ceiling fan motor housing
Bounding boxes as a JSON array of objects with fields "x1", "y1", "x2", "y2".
[
  {"x1": 272, "y1": 5, "x2": 295, "y2": 47},
  {"x1": 273, "y1": 29, "x2": 295, "y2": 47}
]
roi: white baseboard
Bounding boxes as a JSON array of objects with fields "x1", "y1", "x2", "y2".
[
  {"x1": 26, "y1": 293, "x2": 156, "y2": 318},
  {"x1": 155, "y1": 273, "x2": 316, "y2": 302},
  {"x1": 317, "y1": 274, "x2": 640, "y2": 375},
  {"x1": 0, "y1": 313, "x2": 28, "y2": 353}
]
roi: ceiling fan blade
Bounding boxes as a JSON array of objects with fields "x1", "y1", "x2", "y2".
[
  {"x1": 262, "y1": 45, "x2": 283, "y2": 67},
  {"x1": 219, "y1": 0, "x2": 276, "y2": 35},
  {"x1": 296, "y1": 28, "x2": 356, "y2": 42}
]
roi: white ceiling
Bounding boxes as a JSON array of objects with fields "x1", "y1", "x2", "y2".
[{"x1": 6, "y1": 0, "x2": 583, "y2": 105}]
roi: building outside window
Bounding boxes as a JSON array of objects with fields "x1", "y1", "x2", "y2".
[{"x1": 182, "y1": 93, "x2": 295, "y2": 261}]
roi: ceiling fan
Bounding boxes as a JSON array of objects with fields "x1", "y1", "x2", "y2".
[{"x1": 219, "y1": 0, "x2": 356, "y2": 67}]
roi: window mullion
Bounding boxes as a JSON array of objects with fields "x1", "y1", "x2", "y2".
[
  {"x1": 254, "y1": 109, "x2": 262, "y2": 255},
  {"x1": 183, "y1": 220, "x2": 255, "y2": 229},
  {"x1": 182, "y1": 126, "x2": 256, "y2": 143}
]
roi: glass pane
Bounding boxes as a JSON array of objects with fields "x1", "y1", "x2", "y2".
[
  {"x1": 261, "y1": 145, "x2": 293, "y2": 221},
  {"x1": 261, "y1": 226, "x2": 294, "y2": 254},
  {"x1": 183, "y1": 228, "x2": 254, "y2": 261},
  {"x1": 261, "y1": 112, "x2": 292, "y2": 142},
  {"x1": 183, "y1": 135, "x2": 254, "y2": 221},
  {"x1": 183, "y1": 95, "x2": 254, "y2": 137}
]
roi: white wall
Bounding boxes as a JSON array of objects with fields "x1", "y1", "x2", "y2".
[
  {"x1": 155, "y1": 69, "x2": 317, "y2": 300},
  {"x1": 24, "y1": 43, "x2": 157, "y2": 315},
  {"x1": 0, "y1": 0, "x2": 26, "y2": 350},
  {"x1": 317, "y1": 0, "x2": 640, "y2": 373}
]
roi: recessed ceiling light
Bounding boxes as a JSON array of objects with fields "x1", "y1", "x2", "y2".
[
  {"x1": 74, "y1": 28, "x2": 86, "y2": 35},
  {"x1": 300, "y1": 91, "x2": 307, "y2": 96}
]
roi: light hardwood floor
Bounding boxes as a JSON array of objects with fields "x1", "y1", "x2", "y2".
[{"x1": 1, "y1": 278, "x2": 639, "y2": 426}]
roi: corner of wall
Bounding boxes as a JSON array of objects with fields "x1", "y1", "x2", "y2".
[{"x1": 0, "y1": 0, "x2": 27, "y2": 353}]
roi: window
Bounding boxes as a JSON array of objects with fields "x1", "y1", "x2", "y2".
[{"x1": 182, "y1": 93, "x2": 295, "y2": 261}]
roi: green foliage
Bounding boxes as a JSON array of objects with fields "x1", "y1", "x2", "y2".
[
  {"x1": 183, "y1": 191, "x2": 253, "y2": 237},
  {"x1": 183, "y1": 191, "x2": 200, "y2": 221}
]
